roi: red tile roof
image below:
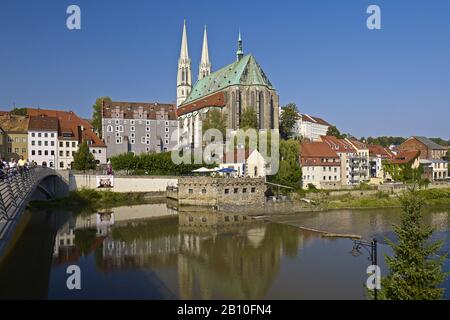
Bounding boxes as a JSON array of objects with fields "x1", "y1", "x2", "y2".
[
  {"x1": 387, "y1": 151, "x2": 420, "y2": 165},
  {"x1": 177, "y1": 92, "x2": 226, "y2": 117},
  {"x1": 301, "y1": 114, "x2": 331, "y2": 126},
  {"x1": 27, "y1": 108, "x2": 105, "y2": 148},
  {"x1": 300, "y1": 141, "x2": 340, "y2": 166},
  {"x1": 368, "y1": 144, "x2": 394, "y2": 159},
  {"x1": 320, "y1": 135, "x2": 356, "y2": 153},
  {"x1": 28, "y1": 115, "x2": 59, "y2": 131}
]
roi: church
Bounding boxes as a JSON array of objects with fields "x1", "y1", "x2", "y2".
[{"x1": 176, "y1": 21, "x2": 279, "y2": 147}]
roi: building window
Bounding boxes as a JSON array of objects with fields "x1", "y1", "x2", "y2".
[
  {"x1": 131, "y1": 120, "x2": 135, "y2": 125},
  {"x1": 38, "y1": 133, "x2": 41, "y2": 138},
  {"x1": 51, "y1": 141, "x2": 55, "y2": 146},
  {"x1": 165, "y1": 140, "x2": 169, "y2": 144},
  {"x1": 251, "y1": 187, "x2": 256, "y2": 193},
  {"x1": 59, "y1": 141, "x2": 63, "y2": 147},
  {"x1": 146, "y1": 133, "x2": 150, "y2": 138},
  {"x1": 72, "y1": 142, "x2": 76, "y2": 148},
  {"x1": 115, "y1": 132, "x2": 121, "y2": 138},
  {"x1": 224, "y1": 189, "x2": 229, "y2": 194},
  {"x1": 31, "y1": 133, "x2": 35, "y2": 137},
  {"x1": 202, "y1": 188, "x2": 206, "y2": 194},
  {"x1": 130, "y1": 126, "x2": 135, "y2": 132},
  {"x1": 243, "y1": 188, "x2": 247, "y2": 193},
  {"x1": 146, "y1": 127, "x2": 151, "y2": 132},
  {"x1": 165, "y1": 121, "x2": 169, "y2": 126},
  {"x1": 130, "y1": 139, "x2": 135, "y2": 144},
  {"x1": 31, "y1": 150, "x2": 35, "y2": 156},
  {"x1": 165, "y1": 127, "x2": 169, "y2": 132},
  {"x1": 31, "y1": 141, "x2": 35, "y2": 146},
  {"x1": 51, "y1": 151, "x2": 55, "y2": 156},
  {"x1": 59, "y1": 151, "x2": 63, "y2": 156},
  {"x1": 92, "y1": 149, "x2": 96, "y2": 154},
  {"x1": 188, "y1": 189, "x2": 193, "y2": 194},
  {"x1": 44, "y1": 150, "x2": 48, "y2": 156},
  {"x1": 51, "y1": 133, "x2": 55, "y2": 138},
  {"x1": 146, "y1": 120, "x2": 151, "y2": 125},
  {"x1": 44, "y1": 141, "x2": 48, "y2": 147},
  {"x1": 107, "y1": 125, "x2": 113, "y2": 132},
  {"x1": 60, "y1": 162, "x2": 64, "y2": 168},
  {"x1": 234, "y1": 188, "x2": 238, "y2": 194},
  {"x1": 44, "y1": 133, "x2": 48, "y2": 138},
  {"x1": 130, "y1": 133, "x2": 135, "y2": 138}
]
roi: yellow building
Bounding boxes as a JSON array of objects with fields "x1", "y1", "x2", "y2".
[
  {"x1": 0, "y1": 114, "x2": 29, "y2": 160},
  {"x1": 0, "y1": 126, "x2": 5, "y2": 159}
]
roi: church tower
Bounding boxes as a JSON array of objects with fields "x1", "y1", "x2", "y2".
[
  {"x1": 198, "y1": 25, "x2": 211, "y2": 80},
  {"x1": 236, "y1": 31, "x2": 244, "y2": 61},
  {"x1": 177, "y1": 20, "x2": 192, "y2": 107}
]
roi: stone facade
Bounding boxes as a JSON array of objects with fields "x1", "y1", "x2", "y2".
[
  {"x1": 174, "y1": 176, "x2": 266, "y2": 208},
  {"x1": 102, "y1": 101, "x2": 178, "y2": 157}
]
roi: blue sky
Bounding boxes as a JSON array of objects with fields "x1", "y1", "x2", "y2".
[{"x1": 1, "y1": 0, "x2": 449, "y2": 139}]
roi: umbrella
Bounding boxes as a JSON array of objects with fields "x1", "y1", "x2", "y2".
[
  {"x1": 216, "y1": 168, "x2": 237, "y2": 173},
  {"x1": 192, "y1": 167, "x2": 215, "y2": 173}
]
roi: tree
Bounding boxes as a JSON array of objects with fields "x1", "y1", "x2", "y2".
[
  {"x1": 379, "y1": 188, "x2": 448, "y2": 300},
  {"x1": 92, "y1": 97, "x2": 111, "y2": 138},
  {"x1": 240, "y1": 107, "x2": 258, "y2": 129},
  {"x1": 10, "y1": 107, "x2": 27, "y2": 116},
  {"x1": 326, "y1": 126, "x2": 343, "y2": 139},
  {"x1": 268, "y1": 139, "x2": 302, "y2": 189},
  {"x1": 280, "y1": 103, "x2": 300, "y2": 140},
  {"x1": 72, "y1": 141, "x2": 97, "y2": 171},
  {"x1": 202, "y1": 108, "x2": 227, "y2": 137}
]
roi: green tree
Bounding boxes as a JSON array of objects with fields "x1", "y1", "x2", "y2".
[
  {"x1": 379, "y1": 188, "x2": 448, "y2": 300},
  {"x1": 92, "y1": 97, "x2": 111, "y2": 138},
  {"x1": 269, "y1": 139, "x2": 302, "y2": 188},
  {"x1": 326, "y1": 125, "x2": 343, "y2": 139},
  {"x1": 10, "y1": 107, "x2": 27, "y2": 116},
  {"x1": 279, "y1": 103, "x2": 300, "y2": 140},
  {"x1": 240, "y1": 107, "x2": 258, "y2": 129},
  {"x1": 202, "y1": 109, "x2": 227, "y2": 137},
  {"x1": 72, "y1": 141, "x2": 97, "y2": 171}
]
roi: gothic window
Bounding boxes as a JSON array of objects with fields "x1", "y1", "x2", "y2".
[
  {"x1": 231, "y1": 91, "x2": 236, "y2": 130},
  {"x1": 270, "y1": 95, "x2": 275, "y2": 129},
  {"x1": 251, "y1": 91, "x2": 256, "y2": 108},
  {"x1": 259, "y1": 92, "x2": 265, "y2": 129}
]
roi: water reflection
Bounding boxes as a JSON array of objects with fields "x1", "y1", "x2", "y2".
[{"x1": 1, "y1": 203, "x2": 448, "y2": 300}]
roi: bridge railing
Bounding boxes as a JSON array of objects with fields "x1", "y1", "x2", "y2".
[{"x1": 0, "y1": 166, "x2": 55, "y2": 236}]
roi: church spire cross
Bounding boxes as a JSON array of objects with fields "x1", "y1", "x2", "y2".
[{"x1": 177, "y1": 19, "x2": 192, "y2": 107}]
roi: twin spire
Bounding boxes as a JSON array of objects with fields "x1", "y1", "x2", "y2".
[{"x1": 177, "y1": 20, "x2": 244, "y2": 106}]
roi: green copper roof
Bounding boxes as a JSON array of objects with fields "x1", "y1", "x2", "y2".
[{"x1": 182, "y1": 54, "x2": 274, "y2": 105}]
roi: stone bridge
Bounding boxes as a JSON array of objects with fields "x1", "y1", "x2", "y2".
[{"x1": 0, "y1": 167, "x2": 69, "y2": 255}]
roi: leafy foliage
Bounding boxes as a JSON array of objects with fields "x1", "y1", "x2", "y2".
[
  {"x1": 10, "y1": 107, "x2": 27, "y2": 116},
  {"x1": 92, "y1": 97, "x2": 111, "y2": 138},
  {"x1": 268, "y1": 139, "x2": 302, "y2": 188},
  {"x1": 240, "y1": 107, "x2": 258, "y2": 129},
  {"x1": 379, "y1": 189, "x2": 449, "y2": 300},
  {"x1": 279, "y1": 103, "x2": 300, "y2": 140},
  {"x1": 202, "y1": 108, "x2": 227, "y2": 137},
  {"x1": 110, "y1": 152, "x2": 211, "y2": 175},
  {"x1": 366, "y1": 136, "x2": 406, "y2": 147},
  {"x1": 326, "y1": 126, "x2": 346, "y2": 139},
  {"x1": 72, "y1": 141, "x2": 97, "y2": 171}
]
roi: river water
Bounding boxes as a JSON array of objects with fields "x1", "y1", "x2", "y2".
[{"x1": 0, "y1": 203, "x2": 448, "y2": 300}]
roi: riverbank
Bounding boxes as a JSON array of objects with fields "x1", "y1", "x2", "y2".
[
  {"x1": 28, "y1": 189, "x2": 166, "y2": 212},
  {"x1": 321, "y1": 187, "x2": 450, "y2": 210}
]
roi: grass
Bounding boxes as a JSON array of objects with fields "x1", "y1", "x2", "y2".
[
  {"x1": 28, "y1": 188, "x2": 164, "y2": 212},
  {"x1": 321, "y1": 187, "x2": 450, "y2": 210}
]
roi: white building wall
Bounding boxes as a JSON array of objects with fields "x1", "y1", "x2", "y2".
[{"x1": 28, "y1": 130, "x2": 58, "y2": 167}]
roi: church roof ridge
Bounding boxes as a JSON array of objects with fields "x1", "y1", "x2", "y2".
[{"x1": 181, "y1": 54, "x2": 274, "y2": 106}]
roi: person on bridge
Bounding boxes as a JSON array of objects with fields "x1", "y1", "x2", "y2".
[{"x1": 18, "y1": 156, "x2": 27, "y2": 174}]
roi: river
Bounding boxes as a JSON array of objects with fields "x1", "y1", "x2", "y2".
[{"x1": 0, "y1": 203, "x2": 448, "y2": 300}]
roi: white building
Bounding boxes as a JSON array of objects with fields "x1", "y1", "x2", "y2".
[
  {"x1": 300, "y1": 141, "x2": 341, "y2": 189},
  {"x1": 219, "y1": 149, "x2": 267, "y2": 178},
  {"x1": 420, "y1": 159, "x2": 448, "y2": 181},
  {"x1": 28, "y1": 115, "x2": 59, "y2": 167},
  {"x1": 293, "y1": 113, "x2": 331, "y2": 141}
]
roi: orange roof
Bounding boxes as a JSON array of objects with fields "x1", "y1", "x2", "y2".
[
  {"x1": 27, "y1": 108, "x2": 105, "y2": 148},
  {"x1": 368, "y1": 144, "x2": 394, "y2": 159},
  {"x1": 301, "y1": 141, "x2": 340, "y2": 166},
  {"x1": 348, "y1": 139, "x2": 368, "y2": 150},
  {"x1": 320, "y1": 135, "x2": 356, "y2": 153},
  {"x1": 387, "y1": 150, "x2": 420, "y2": 165},
  {"x1": 177, "y1": 92, "x2": 226, "y2": 117}
]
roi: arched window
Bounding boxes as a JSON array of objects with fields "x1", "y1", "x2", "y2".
[
  {"x1": 254, "y1": 166, "x2": 258, "y2": 177},
  {"x1": 270, "y1": 95, "x2": 275, "y2": 129},
  {"x1": 251, "y1": 91, "x2": 256, "y2": 108},
  {"x1": 259, "y1": 92, "x2": 265, "y2": 129},
  {"x1": 231, "y1": 91, "x2": 236, "y2": 130},
  {"x1": 107, "y1": 125, "x2": 113, "y2": 133}
]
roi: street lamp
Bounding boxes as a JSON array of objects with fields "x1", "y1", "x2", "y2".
[{"x1": 351, "y1": 238, "x2": 378, "y2": 300}]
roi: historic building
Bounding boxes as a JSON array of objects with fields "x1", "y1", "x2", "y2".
[
  {"x1": 102, "y1": 101, "x2": 178, "y2": 157},
  {"x1": 0, "y1": 114, "x2": 29, "y2": 161},
  {"x1": 176, "y1": 21, "x2": 279, "y2": 148},
  {"x1": 27, "y1": 115, "x2": 59, "y2": 167},
  {"x1": 292, "y1": 113, "x2": 331, "y2": 141},
  {"x1": 398, "y1": 136, "x2": 447, "y2": 160}
]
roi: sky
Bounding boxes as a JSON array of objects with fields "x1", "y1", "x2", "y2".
[{"x1": 0, "y1": 0, "x2": 449, "y2": 139}]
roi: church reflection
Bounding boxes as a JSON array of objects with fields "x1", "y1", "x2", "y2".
[{"x1": 52, "y1": 205, "x2": 321, "y2": 299}]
